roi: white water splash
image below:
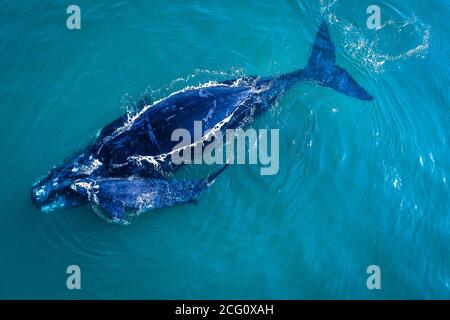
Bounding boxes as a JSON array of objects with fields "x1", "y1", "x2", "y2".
[{"x1": 320, "y1": 0, "x2": 430, "y2": 73}]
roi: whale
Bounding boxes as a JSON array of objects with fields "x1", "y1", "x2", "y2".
[
  {"x1": 31, "y1": 22, "x2": 373, "y2": 223},
  {"x1": 70, "y1": 164, "x2": 228, "y2": 222}
]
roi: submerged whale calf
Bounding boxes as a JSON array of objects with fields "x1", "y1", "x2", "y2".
[
  {"x1": 31, "y1": 22, "x2": 373, "y2": 223},
  {"x1": 70, "y1": 165, "x2": 228, "y2": 222}
]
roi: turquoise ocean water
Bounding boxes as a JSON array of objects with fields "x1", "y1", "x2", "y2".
[{"x1": 0, "y1": 0, "x2": 449, "y2": 299}]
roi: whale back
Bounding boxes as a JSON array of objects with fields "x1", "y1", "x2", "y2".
[{"x1": 95, "y1": 85, "x2": 253, "y2": 169}]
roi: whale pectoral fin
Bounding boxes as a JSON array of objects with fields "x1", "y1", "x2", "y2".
[{"x1": 186, "y1": 198, "x2": 199, "y2": 205}]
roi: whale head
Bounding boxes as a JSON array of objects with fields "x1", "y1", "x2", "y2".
[{"x1": 31, "y1": 151, "x2": 102, "y2": 212}]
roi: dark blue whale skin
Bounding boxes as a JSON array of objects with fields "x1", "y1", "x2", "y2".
[
  {"x1": 70, "y1": 165, "x2": 228, "y2": 223},
  {"x1": 31, "y1": 22, "x2": 373, "y2": 223}
]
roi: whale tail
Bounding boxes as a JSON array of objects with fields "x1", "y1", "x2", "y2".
[{"x1": 303, "y1": 21, "x2": 373, "y2": 101}]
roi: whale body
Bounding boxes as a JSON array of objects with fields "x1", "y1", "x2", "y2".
[{"x1": 31, "y1": 22, "x2": 373, "y2": 223}]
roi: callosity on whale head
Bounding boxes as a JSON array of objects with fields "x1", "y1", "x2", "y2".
[{"x1": 31, "y1": 151, "x2": 102, "y2": 212}]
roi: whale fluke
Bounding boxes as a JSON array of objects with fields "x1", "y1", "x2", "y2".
[{"x1": 304, "y1": 21, "x2": 373, "y2": 101}]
